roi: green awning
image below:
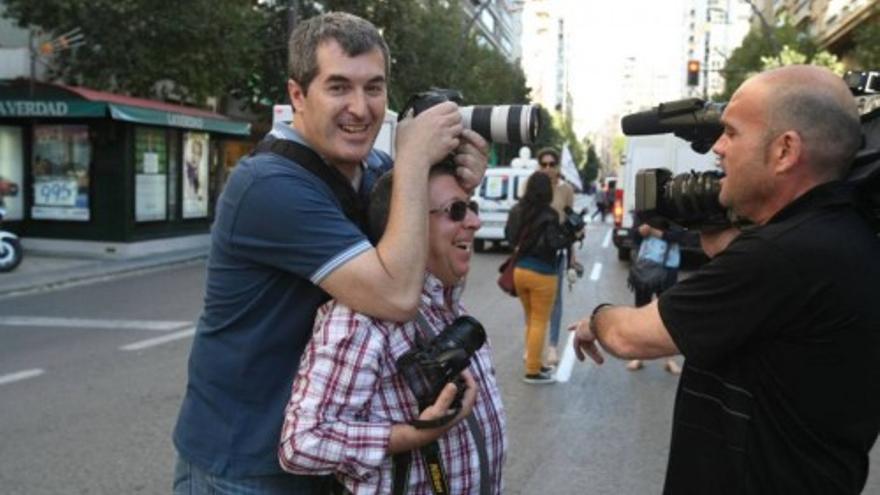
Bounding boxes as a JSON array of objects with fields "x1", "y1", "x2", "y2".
[
  {"x1": 0, "y1": 82, "x2": 251, "y2": 137},
  {"x1": 0, "y1": 100, "x2": 105, "y2": 118},
  {"x1": 108, "y1": 103, "x2": 250, "y2": 135}
]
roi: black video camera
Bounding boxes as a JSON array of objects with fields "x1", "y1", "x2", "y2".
[
  {"x1": 623, "y1": 70, "x2": 880, "y2": 231},
  {"x1": 634, "y1": 168, "x2": 733, "y2": 229},
  {"x1": 400, "y1": 89, "x2": 541, "y2": 145},
  {"x1": 621, "y1": 98, "x2": 726, "y2": 153},
  {"x1": 397, "y1": 315, "x2": 486, "y2": 413}
]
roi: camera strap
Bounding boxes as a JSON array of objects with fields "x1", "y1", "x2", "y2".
[
  {"x1": 252, "y1": 137, "x2": 368, "y2": 232},
  {"x1": 388, "y1": 312, "x2": 491, "y2": 495}
]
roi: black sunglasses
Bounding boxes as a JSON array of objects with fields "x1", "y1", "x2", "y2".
[
  {"x1": 539, "y1": 160, "x2": 558, "y2": 168},
  {"x1": 430, "y1": 200, "x2": 479, "y2": 222}
]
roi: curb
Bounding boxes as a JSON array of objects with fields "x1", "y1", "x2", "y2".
[{"x1": 0, "y1": 250, "x2": 208, "y2": 298}]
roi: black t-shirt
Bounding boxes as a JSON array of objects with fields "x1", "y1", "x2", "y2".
[{"x1": 658, "y1": 182, "x2": 880, "y2": 494}]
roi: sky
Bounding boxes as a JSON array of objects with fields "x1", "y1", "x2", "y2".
[{"x1": 562, "y1": 0, "x2": 689, "y2": 137}]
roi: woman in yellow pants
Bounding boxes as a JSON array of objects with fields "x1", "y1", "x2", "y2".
[{"x1": 506, "y1": 173, "x2": 579, "y2": 384}]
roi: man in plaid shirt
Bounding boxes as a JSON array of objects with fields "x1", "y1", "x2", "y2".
[{"x1": 280, "y1": 162, "x2": 506, "y2": 494}]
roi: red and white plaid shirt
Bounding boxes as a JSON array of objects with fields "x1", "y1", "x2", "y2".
[{"x1": 279, "y1": 273, "x2": 507, "y2": 494}]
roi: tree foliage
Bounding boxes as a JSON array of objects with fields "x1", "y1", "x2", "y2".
[
  {"x1": 581, "y1": 143, "x2": 601, "y2": 187},
  {"x1": 852, "y1": 14, "x2": 880, "y2": 69},
  {"x1": 719, "y1": 20, "x2": 819, "y2": 100},
  {"x1": 4, "y1": 0, "x2": 263, "y2": 104}
]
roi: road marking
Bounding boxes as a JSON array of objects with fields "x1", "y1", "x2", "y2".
[
  {"x1": 602, "y1": 230, "x2": 612, "y2": 248},
  {"x1": 0, "y1": 368, "x2": 44, "y2": 386},
  {"x1": 120, "y1": 327, "x2": 196, "y2": 351},
  {"x1": 555, "y1": 333, "x2": 576, "y2": 383},
  {"x1": 589, "y1": 263, "x2": 602, "y2": 281},
  {"x1": 0, "y1": 317, "x2": 191, "y2": 332}
]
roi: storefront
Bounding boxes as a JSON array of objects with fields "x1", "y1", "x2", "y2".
[{"x1": 0, "y1": 80, "x2": 252, "y2": 257}]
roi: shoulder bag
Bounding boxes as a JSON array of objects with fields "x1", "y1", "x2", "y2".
[
  {"x1": 626, "y1": 236, "x2": 671, "y2": 294},
  {"x1": 497, "y1": 226, "x2": 529, "y2": 296}
]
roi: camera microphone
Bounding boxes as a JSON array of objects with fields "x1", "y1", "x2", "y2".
[
  {"x1": 621, "y1": 110, "x2": 666, "y2": 136},
  {"x1": 621, "y1": 98, "x2": 726, "y2": 153}
]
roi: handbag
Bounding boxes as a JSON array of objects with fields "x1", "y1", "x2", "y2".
[
  {"x1": 497, "y1": 226, "x2": 529, "y2": 297},
  {"x1": 626, "y1": 237, "x2": 671, "y2": 294}
]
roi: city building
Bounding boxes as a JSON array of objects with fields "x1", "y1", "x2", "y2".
[
  {"x1": 0, "y1": 4, "x2": 251, "y2": 258},
  {"x1": 683, "y1": 0, "x2": 753, "y2": 99},
  {"x1": 755, "y1": 0, "x2": 879, "y2": 65},
  {"x1": 519, "y1": 0, "x2": 569, "y2": 113},
  {"x1": 461, "y1": 0, "x2": 524, "y2": 64}
]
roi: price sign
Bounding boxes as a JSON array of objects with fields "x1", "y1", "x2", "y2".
[{"x1": 34, "y1": 179, "x2": 77, "y2": 206}]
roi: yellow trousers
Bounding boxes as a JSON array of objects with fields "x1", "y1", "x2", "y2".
[{"x1": 514, "y1": 267, "x2": 558, "y2": 375}]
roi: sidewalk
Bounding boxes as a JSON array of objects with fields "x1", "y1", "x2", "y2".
[{"x1": 0, "y1": 248, "x2": 208, "y2": 297}]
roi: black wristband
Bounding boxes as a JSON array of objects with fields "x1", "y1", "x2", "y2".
[{"x1": 591, "y1": 303, "x2": 613, "y2": 317}]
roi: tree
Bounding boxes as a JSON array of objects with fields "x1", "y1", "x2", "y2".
[
  {"x1": 719, "y1": 20, "x2": 819, "y2": 100},
  {"x1": 4, "y1": 0, "x2": 263, "y2": 105},
  {"x1": 760, "y1": 45, "x2": 844, "y2": 74},
  {"x1": 853, "y1": 14, "x2": 880, "y2": 69},
  {"x1": 581, "y1": 144, "x2": 601, "y2": 187}
]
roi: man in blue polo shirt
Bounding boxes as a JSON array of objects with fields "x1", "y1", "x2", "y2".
[{"x1": 172, "y1": 12, "x2": 488, "y2": 494}]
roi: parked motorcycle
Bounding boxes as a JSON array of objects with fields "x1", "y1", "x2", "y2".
[{"x1": 0, "y1": 178, "x2": 23, "y2": 272}]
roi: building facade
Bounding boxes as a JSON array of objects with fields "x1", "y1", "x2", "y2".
[
  {"x1": 461, "y1": 0, "x2": 524, "y2": 64},
  {"x1": 755, "y1": 0, "x2": 879, "y2": 64},
  {"x1": 519, "y1": 0, "x2": 568, "y2": 113}
]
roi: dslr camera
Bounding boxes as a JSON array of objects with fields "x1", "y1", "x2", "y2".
[
  {"x1": 562, "y1": 206, "x2": 587, "y2": 240},
  {"x1": 397, "y1": 315, "x2": 486, "y2": 413},
  {"x1": 400, "y1": 89, "x2": 541, "y2": 145}
]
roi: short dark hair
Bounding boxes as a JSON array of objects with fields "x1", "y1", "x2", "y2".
[
  {"x1": 288, "y1": 12, "x2": 390, "y2": 94},
  {"x1": 765, "y1": 87, "x2": 861, "y2": 180},
  {"x1": 368, "y1": 161, "x2": 458, "y2": 242},
  {"x1": 536, "y1": 147, "x2": 560, "y2": 163}
]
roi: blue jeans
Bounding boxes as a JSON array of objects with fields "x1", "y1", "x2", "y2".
[
  {"x1": 173, "y1": 456, "x2": 335, "y2": 494},
  {"x1": 548, "y1": 251, "x2": 565, "y2": 346}
]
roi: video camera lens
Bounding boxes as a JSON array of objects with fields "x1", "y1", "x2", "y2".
[{"x1": 635, "y1": 168, "x2": 729, "y2": 229}]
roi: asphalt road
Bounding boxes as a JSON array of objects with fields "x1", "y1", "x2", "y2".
[{"x1": 0, "y1": 221, "x2": 878, "y2": 494}]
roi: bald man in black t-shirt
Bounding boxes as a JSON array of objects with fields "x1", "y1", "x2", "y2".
[{"x1": 570, "y1": 65, "x2": 880, "y2": 494}]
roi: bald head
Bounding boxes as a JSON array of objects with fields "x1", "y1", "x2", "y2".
[{"x1": 742, "y1": 65, "x2": 861, "y2": 180}]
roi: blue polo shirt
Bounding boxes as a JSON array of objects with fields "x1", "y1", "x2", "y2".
[{"x1": 173, "y1": 125, "x2": 392, "y2": 476}]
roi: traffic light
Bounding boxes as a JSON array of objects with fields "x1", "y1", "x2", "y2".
[{"x1": 687, "y1": 60, "x2": 700, "y2": 87}]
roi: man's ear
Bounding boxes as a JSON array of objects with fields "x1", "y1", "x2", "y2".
[
  {"x1": 772, "y1": 130, "x2": 803, "y2": 174},
  {"x1": 288, "y1": 79, "x2": 307, "y2": 114}
]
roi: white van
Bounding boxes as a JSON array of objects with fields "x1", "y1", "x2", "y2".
[{"x1": 472, "y1": 166, "x2": 535, "y2": 251}]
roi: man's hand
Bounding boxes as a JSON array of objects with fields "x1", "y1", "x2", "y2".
[
  {"x1": 395, "y1": 101, "x2": 463, "y2": 170},
  {"x1": 568, "y1": 317, "x2": 605, "y2": 365},
  {"x1": 699, "y1": 227, "x2": 741, "y2": 258},
  {"x1": 387, "y1": 370, "x2": 478, "y2": 454},
  {"x1": 420, "y1": 370, "x2": 478, "y2": 425},
  {"x1": 452, "y1": 129, "x2": 489, "y2": 191}
]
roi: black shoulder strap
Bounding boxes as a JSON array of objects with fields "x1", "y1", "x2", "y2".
[{"x1": 253, "y1": 137, "x2": 368, "y2": 232}]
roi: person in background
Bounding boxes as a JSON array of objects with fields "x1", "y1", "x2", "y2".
[
  {"x1": 536, "y1": 147, "x2": 576, "y2": 366},
  {"x1": 280, "y1": 162, "x2": 506, "y2": 494},
  {"x1": 591, "y1": 184, "x2": 608, "y2": 222},
  {"x1": 506, "y1": 172, "x2": 580, "y2": 384},
  {"x1": 172, "y1": 12, "x2": 488, "y2": 494},
  {"x1": 625, "y1": 223, "x2": 682, "y2": 374},
  {"x1": 570, "y1": 65, "x2": 879, "y2": 493}
]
